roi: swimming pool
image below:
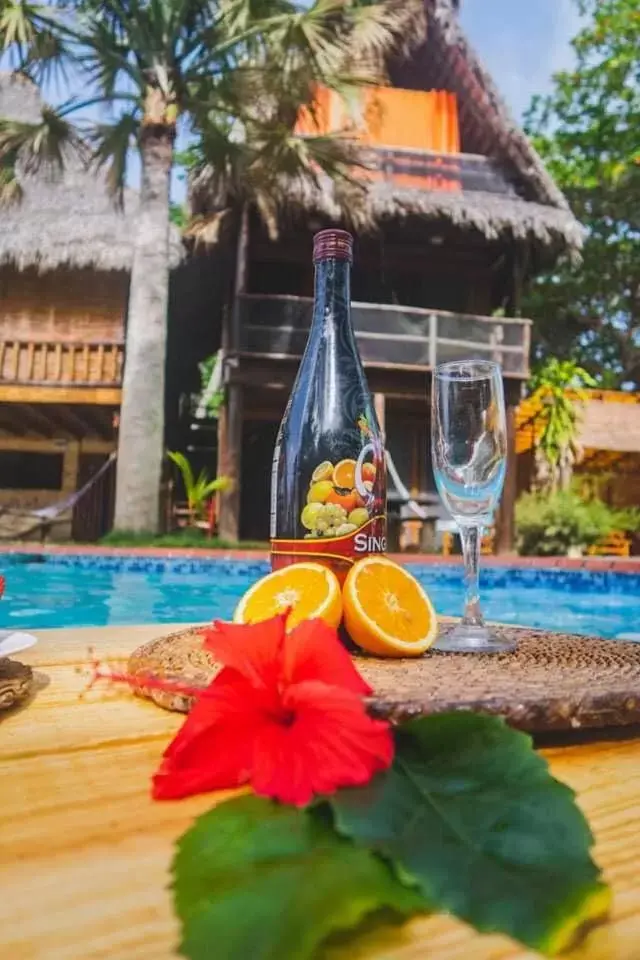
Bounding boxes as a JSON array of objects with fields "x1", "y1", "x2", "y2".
[{"x1": 1, "y1": 552, "x2": 639, "y2": 640}]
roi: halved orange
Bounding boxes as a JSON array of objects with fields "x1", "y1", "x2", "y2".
[
  {"x1": 343, "y1": 557, "x2": 437, "y2": 657},
  {"x1": 233, "y1": 562, "x2": 342, "y2": 631},
  {"x1": 332, "y1": 458, "x2": 357, "y2": 489}
]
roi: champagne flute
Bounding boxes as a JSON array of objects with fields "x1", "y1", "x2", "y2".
[{"x1": 431, "y1": 360, "x2": 515, "y2": 653}]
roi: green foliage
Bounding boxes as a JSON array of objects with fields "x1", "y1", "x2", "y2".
[
  {"x1": 172, "y1": 795, "x2": 425, "y2": 960},
  {"x1": 167, "y1": 450, "x2": 231, "y2": 518},
  {"x1": 169, "y1": 203, "x2": 188, "y2": 229},
  {"x1": 171, "y1": 716, "x2": 610, "y2": 958},
  {"x1": 196, "y1": 352, "x2": 225, "y2": 419},
  {"x1": 515, "y1": 489, "x2": 616, "y2": 556},
  {"x1": 524, "y1": 0, "x2": 640, "y2": 388},
  {"x1": 99, "y1": 530, "x2": 268, "y2": 549},
  {"x1": 528, "y1": 358, "x2": 597, "y2": 491},
  {"x1": 329, "y1": 714, "x2": 610, "y2": 956}
]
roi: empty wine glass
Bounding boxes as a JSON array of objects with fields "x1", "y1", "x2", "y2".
[{"x1": 431, "y1": 360, "x2": 516, "y2": 653}]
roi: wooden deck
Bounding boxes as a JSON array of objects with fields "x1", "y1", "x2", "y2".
[{"x1": 2, "y1": 624, "x2": 640, "y2": 959}]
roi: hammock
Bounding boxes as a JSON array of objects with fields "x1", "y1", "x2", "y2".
[{"x1": 0, "y1": 452, "x2": 116, "y2": 541}]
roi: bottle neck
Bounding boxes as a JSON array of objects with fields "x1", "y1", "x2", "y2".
[{"x1": 311, "y1": 257, "x2": 351, "y2": 332}]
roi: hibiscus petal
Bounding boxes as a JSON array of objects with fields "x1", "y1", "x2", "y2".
[
  {"x1": 201, "y1": 614, "x2": 287, "y2": 687},
  {"x1": 153, "y1": 673, "x2": 268, "y2": 800},
  {"x1": 162, "y1": 671, "x2": 261, "y2": 762},
  {"x1": 283, "y1": 619, "x2": 372, "y2": 695},
  {"x1": 251, "y1": 681, "x2": 393, "y2": 806},
  {"x1": 152, "y1": 743, "x2": 249, "y2": 800}
]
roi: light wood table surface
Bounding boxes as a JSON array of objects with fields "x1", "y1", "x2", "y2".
[{"x1": 2, "y1": 625, "x2": 640, "y2": 960}]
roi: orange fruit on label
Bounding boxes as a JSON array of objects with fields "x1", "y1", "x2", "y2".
[
  {"x1": 332, "y1": 459, "x2": 357, "y2": 489},
  {"x1": 326, "y1": 487, "x2": 358, "y2": 513},
  {"x1": 311, "y1": 461, "x2": 334, "y2": 483},
  {"x1": 343, "y1": 557, "x2": 437, "y2": 657},
  {"x1": 362, "y1": 462, "x2": 376, "y2": 483},
  {"x1": 234, "y1": 562, "x2": 342, "y2": 631}
]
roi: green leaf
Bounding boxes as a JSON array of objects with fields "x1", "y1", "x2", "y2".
[
  {"x1": 172, "y1": 794, "x2": 426, "y2": 960},
  {"x1": 329, "y1": 714, "x2": 611, "y2": 956}
]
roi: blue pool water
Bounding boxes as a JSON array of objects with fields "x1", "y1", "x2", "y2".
[{"x1": 1, "y1": 552, "x2": 639, "y2": 640}]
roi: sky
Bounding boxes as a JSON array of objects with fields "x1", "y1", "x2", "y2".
[{"x1": 460, "y1": 0, "x2": 582, "y2": 121}]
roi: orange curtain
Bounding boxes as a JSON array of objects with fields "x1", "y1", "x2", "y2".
[
  {"x1": 295, "y1": 86, "x2": 461, "y2": 192},
  {"x1": 296, "y1": 86, "x2": 460, "y2": 153}
]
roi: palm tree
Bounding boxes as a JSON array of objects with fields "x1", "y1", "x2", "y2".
[
  {"x1": 529, "y1": 358, "x2": 597, "y2": 493},
  {"x1": 1, "y1": 0, "x2": 424, "y2": 534}
]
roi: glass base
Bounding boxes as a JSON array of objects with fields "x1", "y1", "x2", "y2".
[{"x1": 433, "y1": 622, "x2": 517, "y2": 654}]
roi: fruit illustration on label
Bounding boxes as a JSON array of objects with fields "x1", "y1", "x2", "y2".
[{"x1": 300, "y1": 440, "x2": 380, "y2": 541}]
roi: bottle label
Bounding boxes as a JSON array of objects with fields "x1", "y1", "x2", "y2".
[
  {"x1": 272, "y1": 515, "x2": 387, "y2": 581},
  {"x1": 271, "y1": 414, "x2": 387, "y2": 582}
]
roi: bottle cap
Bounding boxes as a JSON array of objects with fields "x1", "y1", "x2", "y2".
[{"x1": 313, "y1": 229, "x2": 353, "y2": 263}]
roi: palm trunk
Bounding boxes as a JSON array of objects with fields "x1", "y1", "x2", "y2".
[{"x1": 114, "y1": 128, "x2": 173, "y2": 533}]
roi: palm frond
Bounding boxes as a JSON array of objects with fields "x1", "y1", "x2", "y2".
[
  {"x1": 89, "y1": 110, "x2": 139, "y2": 203},
  {"x1": 1, "y1": 0, "x2": 40, "y2": 52},
  {"x1": 167, "y1": 450, "x2": 196, "y2": 501},
  {"x1": 0, "y1": 103, "x2": 87, "y2": 176},
  {"x1": 0, "y1": 155, "x2": 23, "y2": 206}
]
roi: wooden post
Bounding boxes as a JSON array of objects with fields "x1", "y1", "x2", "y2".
[
  {"x1": 496, "y1": 404, "x2": 517, "y2": 555},
  {"x1": 62, "y1": 441, "x2": 80, "y2": 493},
  {"x1": 217, "y1": 382, "x2": 243, "y2": 542},
  {"x1": 217, "y1": 207, "x2": 250, "y2": 543}
]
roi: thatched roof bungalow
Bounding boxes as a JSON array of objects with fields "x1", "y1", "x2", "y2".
[
  {"x1": 190, "y1": 0, "x2": 581, "y2": 547},
  {"x1": 0, "y1": 72, "x2": 182, "y2": 539}
]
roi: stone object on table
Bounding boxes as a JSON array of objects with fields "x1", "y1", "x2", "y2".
[{"x1": 0, "y1": 657, "x2": 34, "y2": 710}]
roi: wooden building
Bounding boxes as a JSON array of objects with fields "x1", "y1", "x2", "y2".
[
  {"x1": 193, "y1": 0, "x2": 582, "y2": 549},
  {"x1": 517, "y1": 390, "x2": 640, "y2": 509},
  {"x1": 0, "y1": 73, "x2": 181, "y2": 539}
]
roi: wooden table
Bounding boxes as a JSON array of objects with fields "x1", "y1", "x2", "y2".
[{"x1": 2, "y1": 625, "x2": 640, "y2": 960}]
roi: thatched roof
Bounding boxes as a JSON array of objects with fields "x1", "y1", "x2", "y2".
[
  {"x1": 580, "y1": 400, "x2": 640, "y2": 454},
  {"x1": 285, "y1": 175, "x2": 583, "y2": 254},
  {"x1": 0, "y1": 74, "x2": 183, "y2": 273},
  {"x1": 192, "y1": 0, "x2": 581, "y2": 259}
]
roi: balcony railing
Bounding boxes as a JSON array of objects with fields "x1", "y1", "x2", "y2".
[
  {"x1": 0, "y1": 339, "x2": 124, "y2": 386},
  {"x1": 366, "y1": 147, "x2": 519, "y2": 197},
  {"x1": 237, "y1": 295, "x2": 531, "y2": 377}
]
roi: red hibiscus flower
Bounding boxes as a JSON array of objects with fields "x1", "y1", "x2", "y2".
[{"x1": 152, "y1": 614, "x2": 393, "y2": 806}]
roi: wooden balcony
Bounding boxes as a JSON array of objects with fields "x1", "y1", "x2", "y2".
[
  {"x1": 0, "y1": 339, "x2": 124, "y2": 387},
  {"x1": 236, "y1": 295, "x2": 531, "y2": 378}
]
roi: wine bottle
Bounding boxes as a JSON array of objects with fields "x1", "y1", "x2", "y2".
[{"x1": 270, "y1": 229, "x2": 387, "y2": 582}]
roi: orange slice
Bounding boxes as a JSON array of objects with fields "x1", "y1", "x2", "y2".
[
  {"x1": 234, "y1": 562, "x2": 342, "y2": 631},
  {"x1": 312, "y1": 461, "x2": 334, "y2": 483},
  {"x1": 332, "y1": 458, "x2": 357, "y2": 489},
  {"x1": 343, "y1": 557, "x2": 437, "y2": 657}
]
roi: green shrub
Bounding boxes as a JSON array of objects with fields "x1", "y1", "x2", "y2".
[
  {"x1": 613, "y1": 507, "x2": 640, "y2": 534},
  {"x1": 515, "y1": 491, "x2": 616, "y2": 556}
]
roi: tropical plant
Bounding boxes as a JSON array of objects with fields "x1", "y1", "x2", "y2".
[
  {"x1": 195, "y1": 352, "x2": 225, "y2": 419},
  {"x1": 515, "y1": 489, "x2": 615, "y2": 557},
  {"x1": 524, "y1": 0, "x2": 640, "y2": 388},
  {"x1": 0, "y1": 0, "x2": 424, "y2": 534},
  {"x1": 528, "y1": 358, "x2": 597, "y2": 492},
  {"x1": 168, "y1": 450, "x2": 230, "y2": 521}
]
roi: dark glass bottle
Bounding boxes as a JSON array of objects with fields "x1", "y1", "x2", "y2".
[{"x1": 270, "y1": 229, "x2": 387, "y2": 583}]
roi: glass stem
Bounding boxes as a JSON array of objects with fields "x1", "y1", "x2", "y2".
[{"x1": 459, "y1": 525, "x2": 484, "y2": 626}]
